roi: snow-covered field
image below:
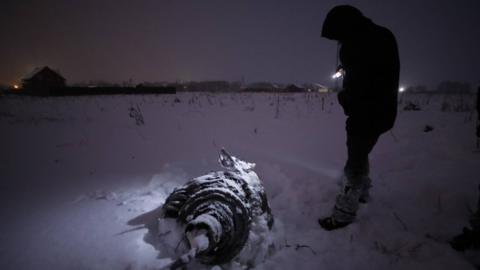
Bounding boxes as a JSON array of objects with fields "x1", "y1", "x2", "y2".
[{"x1": 0, "y1": 92, "x2": 478, "y2": 270}]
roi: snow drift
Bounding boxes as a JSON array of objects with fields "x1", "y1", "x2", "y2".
[{"x1": 0, "y1": 92, "x2": 478, "y2": 270}]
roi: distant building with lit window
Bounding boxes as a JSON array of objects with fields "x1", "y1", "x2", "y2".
[{"x1": 22, "y1": 66, "x2": 66, "y2": 94}]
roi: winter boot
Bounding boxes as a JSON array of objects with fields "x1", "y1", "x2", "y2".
[
  {"x1": 318, "y1": 216, "x2": 350, "y2": 231},
  {"x1": 337, "y1": 174, "x2": 372, "y2": 204},
  {"x1": 319, "y1": 184, "x2": 361, "y2": 230},
  {"x1": 359, "y1": 176, "x2": 372, "y2": 203}
]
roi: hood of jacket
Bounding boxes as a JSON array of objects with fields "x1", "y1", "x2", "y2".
[{"x1": 321, "y1": 5, "x2": 372, "y2": 42}]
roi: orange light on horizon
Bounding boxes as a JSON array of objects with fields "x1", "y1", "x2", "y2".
[{"x1": 13, "y1": 85, "x2": 19, "y2": 90}]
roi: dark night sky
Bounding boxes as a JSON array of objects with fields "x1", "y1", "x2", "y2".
[{"x1": 0, "y1": 0, "x2": 479, "y2": 88}]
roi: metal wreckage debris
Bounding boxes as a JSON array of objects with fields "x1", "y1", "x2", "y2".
[
  {"x1": 160, "y1": 149, "x2": 274, "y2": 269},
  {"x1": 450, "y1": 185, "x2": 480, "y2": 251}
]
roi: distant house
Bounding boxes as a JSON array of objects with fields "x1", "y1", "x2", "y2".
[
  {"x1": 285, "y1": 84, "x2": 304, "y2": 92},
  {"x1": 22, "y1": 66, "x2": 66, "y2": 93},
  {"x1": 303, "y1": 83, "x2": 330, "y2": 93},
  {"x1": 245, "y1": 82, "x2": 280, "y2": 92},
  {"x1": 184, "y1": 81, "x2": 231, "y2": 92}
]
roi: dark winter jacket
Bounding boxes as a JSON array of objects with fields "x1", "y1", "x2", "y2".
[
  {"x1": 322, "y1": 5, "x2": 400, "y2": 135},
  {"x1": 477, "y1": 87, "x2": 480, "y2": 117},
  {"x1": 477, "y1": 87, "x2": 480, "y2": 137}
]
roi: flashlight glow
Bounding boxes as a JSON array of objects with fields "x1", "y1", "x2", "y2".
[
  {"x1": 399, "y1": 87, "x2": 405, "y2": 93},
  {"x1": 13, "y1": 85, "x2": 19, "y2": 90},
  {"x1": 332, "y1": 71, "x2": 342, "y2": 79}
]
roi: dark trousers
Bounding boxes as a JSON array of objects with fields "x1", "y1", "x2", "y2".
[
  {"x1": 344, "y1": 116, "x2": 381, "y2": 185},
  {"x1": 332, "y1": 116, "x2": 384, "y2": 223}
]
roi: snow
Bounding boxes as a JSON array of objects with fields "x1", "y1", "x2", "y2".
[
  {"x1": 0, "y1": 92, "x2": 479, "y2": 269},
  {"x1": 187, "y1": 230, "x2": 210, "y2": 252},
  {"x1": 188, "y1": 213, "x2": 223, "y2": 242}
]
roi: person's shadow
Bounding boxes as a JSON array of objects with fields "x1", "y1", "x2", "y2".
[
  {"x1": 124, "y1": 206, "x2": 165, "y2": 254},
  {"x1": 122, "y1": 205, "x2": 187, "y2": 262}
]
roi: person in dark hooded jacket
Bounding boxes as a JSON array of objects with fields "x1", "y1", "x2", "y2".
[{"x1": 319, "y1": 5, "x2": 400, "y2": 230}]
